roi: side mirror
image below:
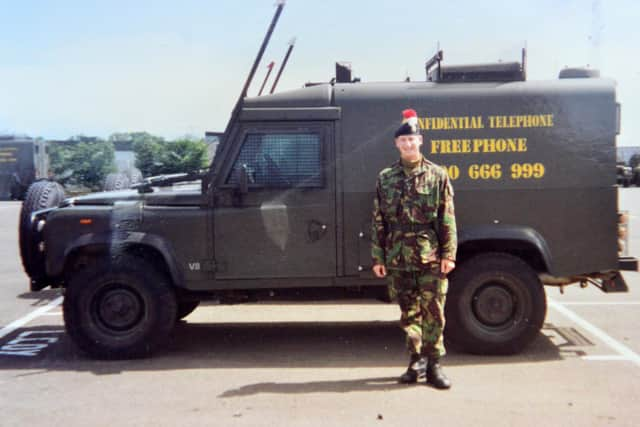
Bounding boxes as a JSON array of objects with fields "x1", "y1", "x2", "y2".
[{"x1": 237, "y1": 164, "x2": 249, "y2": 195}]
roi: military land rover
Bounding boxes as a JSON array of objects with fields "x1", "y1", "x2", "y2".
[{"x1": 19, "y1": 3, "x2": 637, "y2": 358}]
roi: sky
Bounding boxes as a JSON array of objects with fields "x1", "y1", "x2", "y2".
[{"x1": 1, "y1": 0, "x2": 639, "y2": 145}]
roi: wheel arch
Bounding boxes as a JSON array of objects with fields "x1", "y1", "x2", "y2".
[
  {"x1": 457, "y1": 225, "x2": 552, "y2": 274},
  {"x1": 59, "y1": 234, "x2": 184, "y2": 288}
]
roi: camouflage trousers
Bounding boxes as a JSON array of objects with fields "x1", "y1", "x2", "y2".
[{"x1": 388, "y1": 269, "x2": 448, "y2": 359}]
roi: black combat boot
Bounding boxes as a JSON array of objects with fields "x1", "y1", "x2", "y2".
[
  {"x1": 426, "y1": 358, "x2": 451, "y2": 389},
  {"x1": 398, "y1": 354, "x2": 426, "y2": 384}
]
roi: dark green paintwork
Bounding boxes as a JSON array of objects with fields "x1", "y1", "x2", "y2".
[{"x1": 38, "y1": 75, "x2": 621, "y2": 291}]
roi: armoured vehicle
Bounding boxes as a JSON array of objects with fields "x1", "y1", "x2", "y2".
[
  {"x1": 19, "y1": 4, "x2": 637, "y2": 358},
  {"x1": 0, "y1": 135, "x2": 48, "y2": 200}
]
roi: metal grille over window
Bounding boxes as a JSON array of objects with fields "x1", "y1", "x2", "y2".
[{"x1": 227, "y1": 133, "x2": 322, "y2": 187}]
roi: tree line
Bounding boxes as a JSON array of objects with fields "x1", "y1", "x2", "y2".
[{"x1": 48, "y1": 132, "x2": 209, "y2": 190}]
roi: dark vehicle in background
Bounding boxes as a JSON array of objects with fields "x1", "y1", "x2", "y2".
[
  {"x1": 616, "y1": 162, "x2": 632, "y2": 187},
  {"x1": 0, "y1": 135, "x2": 48, "y2": 200},
  {"x1": 634, "y1": 167, "x2": 640, "y2": 186},
  {"x1": 18, "y1": 4, "x2": 637, "y2": 359},
  {"x1": 616, "y1": 146, "x2": 640, "y2": 186}
]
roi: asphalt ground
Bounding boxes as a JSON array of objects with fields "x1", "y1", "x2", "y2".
[{"x1": 1, "y1": 193, "x2": 640, "y2": 426}]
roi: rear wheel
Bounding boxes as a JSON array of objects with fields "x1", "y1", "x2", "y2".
[
  {"x1": 19, "y1": 180, "x2": 65, "y2": 282},
  {"x1": 9, "y1": 173, "x2": 26, "y2": 200},
  {"x1": 63, "y1": 256, "x2": 177, "y2": 359},
  {"x1": 445, "y1": 253, "x2": 546, "y2": 355}
]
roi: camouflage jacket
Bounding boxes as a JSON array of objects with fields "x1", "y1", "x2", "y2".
[{"x1": 371, "y1": 157, "x2": 457, "y2": 271}]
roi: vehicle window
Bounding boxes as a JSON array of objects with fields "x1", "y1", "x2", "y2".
[{"x1": 226, "y1": 132, "x2": 322, "y2": 187}]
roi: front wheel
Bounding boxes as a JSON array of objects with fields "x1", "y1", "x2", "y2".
[
  {"x1": 445, "y1": 253, "x2": 546, "y2": 355},
  {"x1": 63, "y1": 256, "x2": 177, "y2": 359}
]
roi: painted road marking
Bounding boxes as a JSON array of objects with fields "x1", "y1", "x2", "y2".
[
  {"x1": 583, "y1": 355, "x2": 630, "y2": 361},
  {"x1": 0, "y1": 296, "x2": 63, "y2": 341},
  {"x1": 549, "y1": 299, "x2": 640, "y2": 367},
  {"x1": 559, "y1": 302, "x2": 640, "y2": 306},
  {"x1": 0, "y1": 295, "x2": 637, "y2": 361},
  {"x1": 0, "y1": 330, "x2": 63, "y2": 356}
]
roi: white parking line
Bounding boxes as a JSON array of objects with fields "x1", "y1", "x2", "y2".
[
  {"x1": 583, "y1": 355, "x2": 630, "y2": 361},
  {"x1": 549, "y1": 299, "x2": 640, "y2": 367},
  {"x1": 0, "y1": 297, "x2": 63, "y2": 340},
  {"x1": 560, "y1": 302, "x2": 640, "y2": 306}
]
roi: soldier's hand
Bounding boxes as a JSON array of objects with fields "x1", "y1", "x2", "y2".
[
  {"x1": 441, "y1": 259, "x2": 456, "y2": 275},
  {"x1": 372, "y1": 264, "x2": 387, "y2": 278}
]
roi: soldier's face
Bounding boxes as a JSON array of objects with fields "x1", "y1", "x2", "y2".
[{"x1": 395, "y1": 134, "x2": 423, "y2": 160}]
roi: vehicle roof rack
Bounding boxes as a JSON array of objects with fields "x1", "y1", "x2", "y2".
[{"x1": 427, "y1": 48, "x2": 527, "y2": 83}]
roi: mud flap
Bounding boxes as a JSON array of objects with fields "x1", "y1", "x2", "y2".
[{"x1": 602, "y1": 272, "x2": 629, "y2": 293}]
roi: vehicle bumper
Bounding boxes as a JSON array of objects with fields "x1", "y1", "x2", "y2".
[{"x1": 619, "y1": 256, "x2": 638, "y2": 271}]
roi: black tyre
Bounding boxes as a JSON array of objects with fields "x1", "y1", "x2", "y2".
[
  {"x1": 176, "y1": 300, "x2": 200, "y2": 320},
  {"x1": 63, "y1": 256, "x2": 177, "y2": 359},
  {"x1": 103, "y1": 173, "x2": 131, "y2": 191},
  {"x1": 445, "y1": 253, "x2": 546, "y2": 355},
  {"x1": 19, "y1": 180, "x2": 66, "y2": 281}
]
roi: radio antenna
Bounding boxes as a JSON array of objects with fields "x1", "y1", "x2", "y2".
[
  {"x1": 259, "y1": 61, "x2": 276, "y2": 96},
  {"x1": 270, "y1": 37, "x2": 296, "y2": 94}
]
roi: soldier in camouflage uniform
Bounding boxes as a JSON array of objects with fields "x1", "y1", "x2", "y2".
[{"x1": 371, "y1": 109, "x2": 457, "y2": 389}]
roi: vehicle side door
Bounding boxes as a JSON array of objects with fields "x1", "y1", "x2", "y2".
[{"x1": 214, "y1": 122, "x2": 336, "y2": 279}]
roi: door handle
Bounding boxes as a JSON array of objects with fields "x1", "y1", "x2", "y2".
[{"x1": 307, "y1": 220, "x2": 328, "y2": 242}]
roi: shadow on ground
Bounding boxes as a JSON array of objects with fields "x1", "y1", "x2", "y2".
[
  {"x1": 0, "y1": 318, "x2": 589, "y2": 379},
  {"x1": 17, "y1": 289, "x2": 63, "y2": 306},
  {"x1": 218, "y1": 376, "x2": 403, "y2": 397}
]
